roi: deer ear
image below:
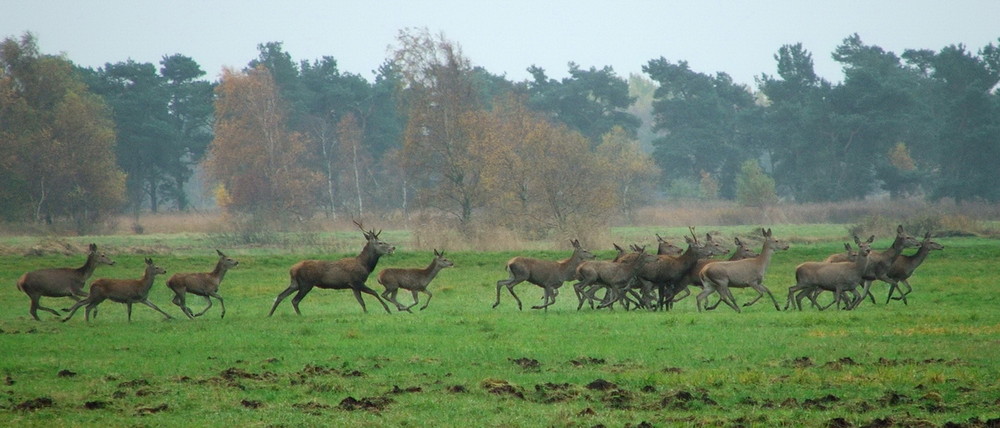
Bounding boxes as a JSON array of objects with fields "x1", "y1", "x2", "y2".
[
  {"x1": 217, "y1": 249, "x2": 225, "y2": 257},
  {"x1": 867, "y1": 235, "x2": 875, "y2": 243},
  {"x1": 924, "y1": 231, "x2": 931, "y2": 239},
  {"x1": 897, "y1": 225, "x2": 904, "y2": 234},
  {"x1": 89, "y1": 243, "x2": 97, "y2": 251},
  {"x1": 844, "y1": 243, "x2": 852, "y2": 251}
]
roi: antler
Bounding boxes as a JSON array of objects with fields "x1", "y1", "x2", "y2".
[{"x1": 688, "y1": 226, "x2": 699, "y2": 243}]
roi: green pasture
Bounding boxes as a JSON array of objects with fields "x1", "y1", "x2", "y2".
[{"x1": 0, "y1": 225, "x2": 997, "y2": 427}]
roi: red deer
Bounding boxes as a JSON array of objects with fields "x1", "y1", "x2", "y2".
[
  {"x1": 62, "y1": 258, "x2": 173, "y2": 322},
  {"x1": 16, "y1": 243, "x2": 115, "y2": 320},
  {"x1": 268, "y1": 221, "x2": 394, "y2": 316},
  {"x1": 574, "y1": 247, "x2": 656, "y2": 310},
  {"x1": 671, "y1": 237, "x2": 759, "y2": 307},
  {"x1": 785, "y1": 240, "x2": 872, "y2": 311},
  {"x1": 885, "y1": 232, "x2": 943, "y2": 304},
  {"x1": 377, "y1": 249, "x2": 454, "y2": 312},
  {"x1": 655, "y1": 234, "x2": 684, "y2": 256},
  {"x1": 493, "y1": 239, "x2": 594, "y2": 311},
  {"x1": 167, "y1": 250, "x2": 239, "y2": 319},
  {"x1": 636, "y1": 231, "x2": 728, "y2": 310},
  {"x1": 844, "y1": 225, "x2": 921, "y2": 309},
  {"x1": 697, "y1": 228, "x2": 788, "y2": 313}
]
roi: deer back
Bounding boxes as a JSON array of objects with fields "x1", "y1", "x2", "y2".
[
  {"x1": 18, "y1": 243, "x2": 115, "y2": 296},
  {"x1": 92, "y1": 258, "x2": 166, "y2": 301}
]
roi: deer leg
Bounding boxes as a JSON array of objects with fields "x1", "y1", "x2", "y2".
[
  {"x1": 695, "y1": 282, "x2": 717, "y2": 313},
  {"x1": 208, "y1": 292, "x2": 226, "y2": 319},
  {"x1": 126, "y1": 303, "x2": 134, "y2": 322},
  {"x1": 138, "y1": 300, "x2": 173, "y2": 320},
  {"x1": 61, "y1": 298, "x2": 89, "y2": 322},
  {"x1": 194, "y1": 295, "x2": 213, "y2": 317},
  {"x1": 31, "y1": 298, "x2": 62, "y2": 320},
  {"x1": 401, "y1": 290, "x2": 418, "y2": 312},
  {"x1": 895, "y1": 279, "x2": 914, "y2": 300},
  {"x1": 359, "y1": 283, "x2": 392, "y2": 314},
  {"x1": 172, "y1": 292, "x2": 195, "y2": 319},
  {"x1": 532, "y1": 285, "x2": 556, "y2": 310},
  {"x1": 419, "y1": 290, "x2": 432, "y2": 311},
  {"x1": 883, "y1": 279, "x2": 907, "y2": 305},
  {"x1": 493, "y1": 278, "x2": 521, "y2": 309},
  {"x1": 268, "y1": 283, "x2": 300, "y2": 316},
  {"x1": 785, "y1": 284, "x2": 806, "y2": 311},
  {"x1": 289, "y1": 285, "x2": 315, "y2": 316},
  {"x1": 849, "y1": 280, "x2": 873, "y2": 309},
  {"x1": 85, "y1": 302, "x2": 100, "y2": 322},
  {"x1": 715, "y1": 285, "x2": 742, "y2": 313}
]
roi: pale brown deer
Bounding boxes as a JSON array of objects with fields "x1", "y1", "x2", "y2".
[
  {"x1": 377, "y1": 249, "x2": 454, "y2": 312},
  {"x1": 574, "y1": 247, "x2": 656, "y2": 310},
  {"x1": 62, "y1": 258, "x2": 173, "y2": 322},
  {"x1": 268, "y1": 221, "x2": 393, "y2": 316},
  {"x1": 785, "y1": 240, "x2": 872, "y2": 311},
  {"x1": 697, "y1": 228, "x2": 789, "y2": 313},
  {"x1": 655, "y1": 234, "x2": 684, "y2": 256},
  {"x1": 636, "y1": 231, "x2": 728, "y2": 310},
  {"x1": 824, "y1": 236, "x2": 873, "y2": 262},
  {"x1": 16, "y1": 243, "x2": 115, "y2": 320},
  {"x1": 885, "y1": 232, "x2": 944, "y2": 304},
  {"x1": 846, "y1": 225, "x2": 921, "y2": 309},
  {"x1": 671, "y1": 237, "x2": 759, "y2": 307},
  {"x1": 493, "y1": 239, "x2": 594, "y2": 311},
  {"x1": 167, "y1": 250, "x2": 239, "y2": 319}
]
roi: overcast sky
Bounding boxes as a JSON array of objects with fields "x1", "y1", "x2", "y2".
[{"x1": 4, "y1": 0, "x2": 999, "y2": 88}]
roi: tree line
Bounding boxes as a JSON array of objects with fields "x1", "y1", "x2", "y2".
[{"x1": 1, "y1": 30, "x2": 998, "y2": 234}]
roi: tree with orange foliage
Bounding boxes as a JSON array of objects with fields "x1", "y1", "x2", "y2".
[{"x1": 205, "y1": 66, "x2": 321, "y2": 218}]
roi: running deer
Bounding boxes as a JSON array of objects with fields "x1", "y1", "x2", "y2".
[
  {"x1": 697, "y1": 228, "x2": 789, "y2": 313},
  {"x1": 167, "y1": 250, "x2": 239, "y2": 319},
  {"x1": 268, "y1": 221, "x2": 394, "y2": 316},
  {"x1": 377, "y1": 249, "x2": 454, "y2": 312},
  {"x1": 16, "y1": 243, "x2": 115, "y2": 320},
  {"x1": 885, "y1": 232, "x2": 944, "y2": 304},
  {"x1": 62, "y1": 258, "x2": 173, "y2": 322},
  {"x1": 846, "y1": 225, "x2": 921, "y2": 309},
  {"x1": 671, "y1": 237, "x2": 759, "y2": 307},
  {"x1": 493, "y1": 239, "x2": 594, "y2": 311},
  {"x1": 655, "y1": 234, "x2": 684, "y2": 256},
  {"x1": 636, "y1": 230, "x2": 728, "y2": 310},
  {"x1": 574, "y1": 246, "x2": 655, "y2": 310},
  {"x1": 784, "y1": 240, "x2": 872, "y2": 311}
]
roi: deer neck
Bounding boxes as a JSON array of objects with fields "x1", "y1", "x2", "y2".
[
  {"x1": 881, "y1": 236, "x2": 907, "y2": 260},
  {"x1": 560, "y1": 251, "x2": 586, "y2": 278},
  {"x1": 139, "y1": 268, "x2": 158, "y2": 294},
  {"x1": 211, "y1": 259, "x2": 231, "y2": 282},
  {"x1": 424, "y1": 259, "x2": 445, "y2": 276},
  {"x1": 357, "y1": 242, "x2": 383, "y2": 273},
  {"x1": 907, "y1": 246, "x2": 932, "y2": 268},
  {"x1": 77, "y1": 252, "x2": 100, "y2": 279}
]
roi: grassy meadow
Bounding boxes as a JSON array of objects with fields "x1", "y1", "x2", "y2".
[{"x1": 0, "y1": 224, "x2": 998, "y2": 427}]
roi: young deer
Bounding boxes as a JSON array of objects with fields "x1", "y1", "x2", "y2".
[
  {"x1": 268, "y1": 221, "x2": 393, "y2": 316},
  {"x1": 846, "y1": 225, "x2": 921, "y2": 309},
  {"x1": 62, "y1": 258, "x2": 173, "y2": 322},
  {"x1": 16, "y1": 243, "x2": 115, "y2": 320},
  {"x1": 697, "y1": 228, "x2": 789, "y2": 313},
  {"x1": 574, "y1": 247, "x2": 655, "y2": 310},
  {"x1": 493, "y1": 239, "x2": 594, "y2": 311},
  {"x1": 377, "y1": 249, "x2": 454, "y2": 312},
  {"x1": 167, "y1": 250, "x2": 239, "y2": 319},
  {"x1": 671, "y1": 237, "x2": 759, "y2": 307},
  {"x1": 637, "y1": 231, "x2": 728, "y2": 310},
  {"x1": 785, "y1": 240, "x2": 872, "y2": 311},
  {"x1": 885, "y1": 232, "x2": 944, "y2": 304}
]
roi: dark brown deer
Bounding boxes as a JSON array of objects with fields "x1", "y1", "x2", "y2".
[
  {"x1": 574, "y1": 247, "x2": 656, "y2": 310},
  {"x1": 62, "y1": 258, "x2": 173, "y2": 322},
  {"x1": 885, "y1": 232, "x2": 944, "y2": 304},
  {"x1": 377, "y1": 249, "x2": 454, "y2": 312},
  {"x1": 671, "y1": 237, "x2": 759, "y2": 307},
  {"x1": 16, "y1": 243, "x2": 115, "y2": 320},
  {"x1": 697, "y1": 228, "x2": 789, "y2": 313},
  {"x1": 636, "y1": 230, "x2": 728, "y2": 310},
  {"x1": 846, "y1": 225, "x2": 921, "y2": 309},
  {"x1": 655, "y1": 234, "x2": 684, "y2": 256},
  {"x1": 493, "y1": 239, "x2": 594, "y2": 311},
  {"x1": 167, "y1": 250, "x2": 239, "y2": 319},
  {"x1": 785, "y1": 240, "x2": 872, "y2": 311},
  {"x1": 268, "y1": 221, "x2": 393, "y2": 316}
]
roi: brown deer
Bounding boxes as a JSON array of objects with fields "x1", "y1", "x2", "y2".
[
  {"x1": 62, "y1": 258, "x2": 173, "y2": 322},
  {"x1": 636, "y1": 230, "x2": 728, "y2": 310},
  {"x1": 268, "y1": 221, "x2": 393, "y2": 316},
  {"x1": 884, "y1": 232, "x2": 944, "y2": 304},
  {"x1": 671, "y1": 237, "x2": 759, "y2": 307},
  {"x1": 785, "y1": 240, "x2": 872, "y2": 311},
  {"x1": 824, "y1": 236, "x2": 873, "y2": 263},
  {"x1": 845, "y1": 225, "x2": 921, "y2": 309},
  {"x1": 493, "y1": 239, "x2": 594, "y2": 311},
  {"x1": 377, "y1": 249, "x2": 454, "y2": 312},
  {"x1": 574, "y1": 247, "x2": 655, "y2": 310},
  {"x1": 697, "y1": 228, "x2": 789, "y2": 313},
  {"x1": 167, "y1": 250, "x2": 239, "y2": 319},
  {"x1": 16, "y1": 243, "x2": 115, "y2": 320},
  {"x1": 655, "y1": 234, "x2": 684, "y2": 256}
]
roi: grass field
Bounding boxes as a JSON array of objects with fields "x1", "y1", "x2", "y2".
[{"x1": 0, "y1": 225, "x2": 998, "y2": 427}]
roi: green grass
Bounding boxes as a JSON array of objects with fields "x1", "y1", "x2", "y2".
[{"x1": 0, "y1": 226, "x2": 998, "y2": 427}]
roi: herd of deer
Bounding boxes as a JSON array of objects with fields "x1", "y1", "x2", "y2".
[{"x1": 14, "y1": 221, "x2": 943, "y2": 322}]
